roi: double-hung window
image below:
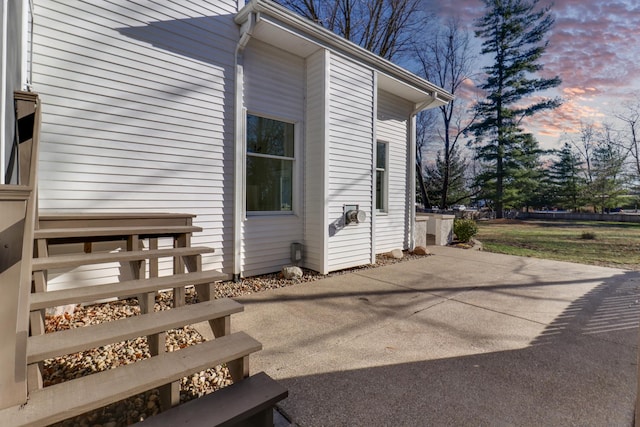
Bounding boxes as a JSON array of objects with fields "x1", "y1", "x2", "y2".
[
  {"x1": 376, "y1": 141, "x2": 388, "y2": 212},
  {"x1": 246, "y1": 114, "x2": 295, "y2": 212}
]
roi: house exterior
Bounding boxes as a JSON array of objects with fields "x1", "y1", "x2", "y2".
[{"x1": 2, "y1": 0, "x2": 452, "y2": 279}]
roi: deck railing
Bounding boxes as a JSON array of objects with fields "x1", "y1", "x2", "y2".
[{"x1": 0, "y1": 91, "x2": 41, "y2": 410}]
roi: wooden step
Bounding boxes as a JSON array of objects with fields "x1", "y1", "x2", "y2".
[
  {"x1": 32, "y1": 246, "x2": 216, "y2": 271},
  {"x1": 30, "y1": 270, "x2": 227, "y2": 311},
  {"x1": 0, "y1": 332, "x2": 262, "y2": 427},
  {"x1": 137, "y1": 371, "x2": 288, "y2": 427},
  {"x1": 34, "y1": 225, "x2": 202, "y2": 241},
  {"x1": 27, "y1": 298, "x2": 243, "y2": 363}
]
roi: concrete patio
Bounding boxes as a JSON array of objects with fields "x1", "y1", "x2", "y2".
[{"x1": 230, "y1": 246, "x2": 639, "y2": 426}]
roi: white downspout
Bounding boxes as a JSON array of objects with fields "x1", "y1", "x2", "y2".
[
  {"x1": 233, "y1": 13, "x2": 255, "y2": 280},
  {"x1": 408, "y1": 113, "x2": 416, "y2": 250},
  {"x1": 1, "y1": 0, "x2": 8, "y2": 183},
  {"x1": 21, "y1": 0, "x2": 30, "y2": 90},
  {"x1": 371, "y1": 71, "x2": 378, "y2": 264}
]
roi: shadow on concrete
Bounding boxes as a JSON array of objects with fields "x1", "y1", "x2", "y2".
[{"x1": 246, "y1": 268, "x2": 640, "y2": 426}]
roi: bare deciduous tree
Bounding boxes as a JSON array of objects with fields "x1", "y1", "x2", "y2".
[
  {"x1": 615, "y1": 98, "x2": 640, "y2": 182},
  {"x1": 416, "y1": 109, "x2": 438, "y2": 208},
  {"x1": 567, "y1": 122, "x2": 629, "y2": 212},
  {"x1": 275, "y1": 0, "x2": 423, "y2": 60},
  {"x1": 569, "y1": 122, "x2": 598, "y2": 185},
  {"x1": 414, "y1": 18, "x2": 477, "y2": 208}
]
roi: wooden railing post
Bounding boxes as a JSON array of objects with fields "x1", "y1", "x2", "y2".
[
  {"x1": 0, "y1": 189, "x2": 33, "y2": 408},
  {"x1": 0, "y1": 92, "x2": 40, "y2": 410}
]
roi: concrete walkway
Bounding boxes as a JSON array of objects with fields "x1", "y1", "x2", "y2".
[{"x1": 231, "y1": 247, "x2": 640, "y2": 426}]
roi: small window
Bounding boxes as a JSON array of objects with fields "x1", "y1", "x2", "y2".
[
  {"x1": 246, "y1": 114, "x2": 295, "y2": 212},
  {"x1": 376, "y1": 141, "x2": 387, "y2": 212}
]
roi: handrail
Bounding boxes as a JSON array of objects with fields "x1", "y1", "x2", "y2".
[{"x1": 0, "y1": 91, "x2": 40, "y2": 410}]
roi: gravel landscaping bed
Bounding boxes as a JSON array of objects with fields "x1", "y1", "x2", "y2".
[{"x1": 46, "y1": 251, "x2": 427, "y2": 426}]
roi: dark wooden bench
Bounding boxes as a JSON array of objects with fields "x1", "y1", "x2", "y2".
[{"x1": 136, "y1": 371, "x2": 288, "y2": 427}]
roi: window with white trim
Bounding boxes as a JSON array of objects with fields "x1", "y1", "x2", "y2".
[
  {"x1": 376, "y1": 141, "x2": 388, "y2": 212},
  {"x1": 246, "y1": 114, "x2": 295, "y2": 212}
]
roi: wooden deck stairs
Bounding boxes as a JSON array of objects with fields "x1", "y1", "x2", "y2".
[{"x1": 0, "y1": 92, "x2": 287, "y2": 426}]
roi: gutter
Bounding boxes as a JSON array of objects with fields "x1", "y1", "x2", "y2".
[{"x1": 232, "y1": 12, "x2": 256, "y2": 281}]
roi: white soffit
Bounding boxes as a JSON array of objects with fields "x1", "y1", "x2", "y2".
[
  {"x1": 378, "y1": 73, "x2": 443, "y2": 108},
  {"x1": 252, "y1": 15, "x2": 321, "y2": 58}
]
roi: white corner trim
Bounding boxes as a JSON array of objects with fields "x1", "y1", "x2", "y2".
[
  {"x1": 233, "y1": 14, "x2": 256, "y2": 279},
  {"x1": 321, "y1": 49, "x2": 330, "y2": 275},
  {"x1": 408, "y1": 114, "x2": 417, "y2": 250}
]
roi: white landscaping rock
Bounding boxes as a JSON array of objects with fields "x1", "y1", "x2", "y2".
[
  {"x1": 282, "y1": 265, "x2": 303, "y2": 280},
  {"x1": 387, "y1": 249, "x2": 404, "y2": 259}
]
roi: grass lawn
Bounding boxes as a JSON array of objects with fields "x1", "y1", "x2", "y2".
[{"x1": 475, "y1": 219, "x2": 640, "y2": 270}]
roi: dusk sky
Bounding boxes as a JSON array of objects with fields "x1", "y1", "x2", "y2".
[{"x1": 421, "y1": 0, "x2": 640, "y2": 150}]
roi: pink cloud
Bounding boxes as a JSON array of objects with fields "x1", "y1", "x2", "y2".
[
  {"x1": 523, "y1": 92, "x2": 605, "y2": 138},
  {"x1": 419, "y1": 0, "x2": 640, "y2": 147}
]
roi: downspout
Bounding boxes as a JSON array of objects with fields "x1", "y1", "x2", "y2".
[
  {"x1": 371, "y1": 71, "x2": 378, "y2": 265},
  {"x1": 233, "y1": 12, "x2": 256, "y2": 281},
  {"x1": 409, "y1": 93, "x2": 441, "y2": 249},
  {"x1": 1, "y1": 0, "x2": 8, "y2": 183},
  {"x1": 408, "y1": 113, "x2": 416, "y2": 250},
  {"x1": 21, "y1": 0, "x2": 31, "y2": 90}
]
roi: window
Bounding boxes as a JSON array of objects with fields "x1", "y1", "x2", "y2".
[
  {"x1": 246, "y1": 114, "x2": 295, "y2": 212},
  {"x1": 376, "y1": 141, "x2": 387, "y2": 212}
]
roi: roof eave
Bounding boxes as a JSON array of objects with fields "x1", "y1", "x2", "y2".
[{"x1": 236, "y1": 0, "x2": 454, "y2": 106}]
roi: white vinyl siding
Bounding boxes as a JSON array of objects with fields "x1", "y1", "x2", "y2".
[
  {"x1": 326, "y1": 54, "x2": 374, "y2": 271},
  {"x1": 27, "y1": 0, "x2": 433, "y2": 279},
  {"x1": 375, "y1": 90, "x2": 414, "y2": 253},
  {"x1": 241, "y1": 39, "x2": 304, "y2": 276},
  {"x1": 31, "y1": 0, "x2": 240, "y2": 279},
  {"x1": 303, "y1": 49, "x2": 328, "y2": 273}
]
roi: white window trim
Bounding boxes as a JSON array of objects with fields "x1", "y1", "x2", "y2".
[
  {"x1": 245, "y1": 111, "x2": 299, "y2": 217},
  {"x1": 376, "y1": 140, "x2": 389, "y2": 214}
]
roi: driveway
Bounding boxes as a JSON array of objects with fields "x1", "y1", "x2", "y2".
[{"x1": 230, "y1": 246, "x2": 640, "y2": 426}]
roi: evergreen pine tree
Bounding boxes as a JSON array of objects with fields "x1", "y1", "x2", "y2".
[
  {"x1": 548, "y1": 142, "x2": 586, "y2": 211},
  {"x1": 505, "y1": 133, "x2": 545, "y2": 210},
  {"x1": 471, "y1": 0, "x2": 561, "y2": 218},
  {"x1": 425, "y1": 147, "x2": 468, "y2": 208},
  {"x1": 591, "y1": 139, "x2": 628, "y2": 212}
]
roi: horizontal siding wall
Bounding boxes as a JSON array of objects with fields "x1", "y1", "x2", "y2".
[
  {"x1": 375, "y1": 90, "x2": 414, "y2": 253},
  {"x1": 31, "y1": 0, "x2": 240, "y2": 283},
  {"x1": 303, "y1": 49, "x2": 327, "y2": 273},
  {"x1": 241, "y1": 39, "x2": 305, "y2": 276},
  {"x1": 327, "y1": 54, "x2": 373, "y2": 271}
]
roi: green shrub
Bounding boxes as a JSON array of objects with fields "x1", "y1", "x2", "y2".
[{"x1": 454, "y1": 218, "x2": 478, "y2": 243}]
